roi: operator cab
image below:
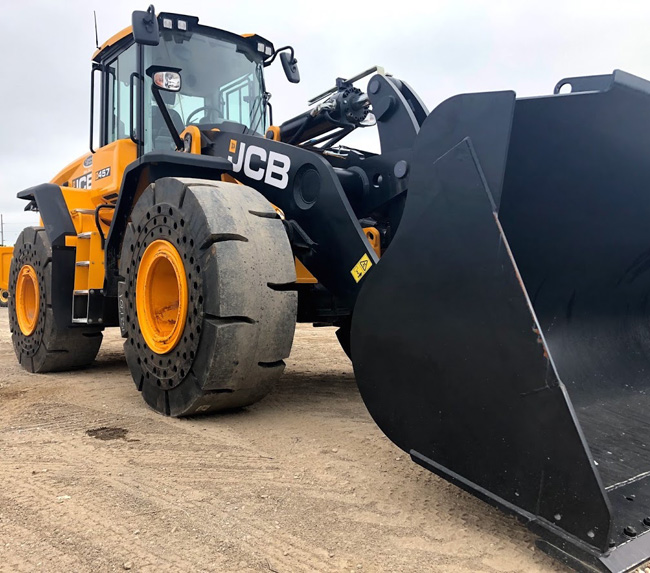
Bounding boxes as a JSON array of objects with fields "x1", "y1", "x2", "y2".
[{"x1": 92, "y1": 9, "x2": 294, "y2": 156}]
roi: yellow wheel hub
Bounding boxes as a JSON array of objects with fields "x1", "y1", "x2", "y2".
[
  {"x1": 15, "y1": 265, "x2": 40, "y2": 336},
  {"x1": 136, "y1": 240, "x2": 188, "y2": 355}
]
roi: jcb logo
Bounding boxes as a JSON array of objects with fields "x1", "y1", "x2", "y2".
[
  {"x1": 72, "y1": 173, "x2": 92, "y2": 189},
  {"x1": 228, "y1": 140, "x2": 291, "y2": 190}
]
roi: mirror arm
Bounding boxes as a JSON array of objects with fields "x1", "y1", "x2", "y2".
[
  {"x1": 144, "y1": 5, "x2": 156, "y2": 28},
  {"x1": 264, "y1": 46, "x2": 294, "y2": 68},
  {"x1": 151, "y1": 85, "x2": 184, "y2": 151}
]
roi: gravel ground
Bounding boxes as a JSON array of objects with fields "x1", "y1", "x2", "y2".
[{"x1": 0, "y1": 309, "x2": 567, "y2": 572}]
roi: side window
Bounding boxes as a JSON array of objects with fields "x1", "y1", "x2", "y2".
[
  {"x1": 222, "y1": 74, "x2": 252, "y2": 125},
  {"x1": 105, "y1": 44, "x2": 137, "y2": 145}
]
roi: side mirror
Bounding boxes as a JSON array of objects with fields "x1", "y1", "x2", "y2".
[
  {"x1": 152, "y1": 70, "x2": 181, "y2": 92},
  {"x1": 280, "y1": 52, "x2": 300, "y2": 84},
  {"x1": 146, "y1": 66, "x2": 182, "y2": 91},
  {"x1": 146, "y1": 66, "x2": 184, "y2": 150},
  {"x1": 132, "y1": 5, "x2": 159, "y2": 46}
]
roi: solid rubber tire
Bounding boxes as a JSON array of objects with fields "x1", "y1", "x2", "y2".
[
  {"x1": 9, "y1": 227, "x2": 103, "y2": 372},
  {"x1": 118, "y1": 178, "x2": 297, "y2": 416}
]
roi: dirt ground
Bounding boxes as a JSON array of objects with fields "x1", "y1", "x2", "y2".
[{"x1": 0, "y1": 308, "x2": 569, "y2": 573}]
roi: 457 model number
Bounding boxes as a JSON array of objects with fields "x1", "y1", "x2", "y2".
[{"x1": 95, "y1": 167, "x2": 111, "y2": 180}]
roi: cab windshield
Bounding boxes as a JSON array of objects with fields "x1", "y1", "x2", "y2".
[{"x1": 143, "y1": 30, "x2": 266, "y2": 151}]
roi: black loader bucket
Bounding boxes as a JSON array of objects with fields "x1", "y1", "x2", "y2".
[{"x1": 351, "y1": 70, "x2": 650, "y2": 572}]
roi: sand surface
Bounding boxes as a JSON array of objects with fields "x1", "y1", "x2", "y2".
[{"x1": 0, "y1": 310, "x2": 567, "y2": 572}]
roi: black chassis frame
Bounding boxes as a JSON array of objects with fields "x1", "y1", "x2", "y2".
[{"x1": 100, "y1": 129, "x2": 387, "y2": 310}]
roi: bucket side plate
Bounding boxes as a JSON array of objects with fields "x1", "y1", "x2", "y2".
[{"x1": 350, "y1": 92, "x2": 613, "y2": 554}]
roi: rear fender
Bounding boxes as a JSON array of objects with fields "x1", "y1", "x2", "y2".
[{"x1": 16, "y1": 183, "x2": 77, "y2": 328}]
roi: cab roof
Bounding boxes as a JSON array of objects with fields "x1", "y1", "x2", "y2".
[
  {"x1": 91, "y1": 13, "x2": 273, "y2": 63},
  {"x1": 92, "y1": 25, "x2": 132, "y2": 61}
]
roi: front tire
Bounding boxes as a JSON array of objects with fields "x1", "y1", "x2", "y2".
[
  {"x1": 9, "y1": 227, "x2": 103, "y2": 372},
  {"x1": 118, "y1": 178, "x2": 297, "y2": 416}
]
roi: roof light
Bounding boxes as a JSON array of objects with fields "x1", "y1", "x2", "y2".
[
  {"x1": 265, "y1": 46, "x2": 273, "y2": 56},
  {"x1": 257, "y1": 42, "x2": 265, "y2": 53},
  {"x1": 177, "y1": 19, "x2": 187, "y2": 31},
  {"x1": 162, "y1": 18, "x2": 173, "y2": 29}
]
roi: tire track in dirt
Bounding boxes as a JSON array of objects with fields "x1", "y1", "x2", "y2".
[
  {"x1": 1, "y1": 410, "x2": 341, "y2": 571},
  {"x1": 0, "y1": 310, "x2": 568, "y2": 572},
  {"x1": 0, "y1": 518, "x2": 87, "y2": 573}
]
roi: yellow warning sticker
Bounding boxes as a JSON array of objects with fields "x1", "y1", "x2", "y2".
[
  {"x1": 229, "y1": 139, "x2": 237, "y2": 153},
  {"x1": 351, "y1": 253, "x2": 373, "y2": 283}
]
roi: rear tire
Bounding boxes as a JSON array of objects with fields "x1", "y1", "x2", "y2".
[
  {"x1": 118, "y1": 178, "x2": 297, "y2": 416},
  {"x1": 9, "y1": 227, "x2": 103, "y2": 372}
]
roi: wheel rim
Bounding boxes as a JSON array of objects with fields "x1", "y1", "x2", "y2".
[
  {"x1": 15, "y1": 265, "x2": 39, "y2": 336},
  {"x1": 136, "y1": 239, "x2": 188, "y2": 354},
  {"x1": 0, "y1": 289, "x2": 9, "y2": 304}
]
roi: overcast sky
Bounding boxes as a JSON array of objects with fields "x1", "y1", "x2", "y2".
[{"x1": 1, "y1": 1, "x2": 650, "y2": 243}]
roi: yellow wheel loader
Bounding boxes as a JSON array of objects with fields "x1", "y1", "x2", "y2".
[
  {"x1": 0, "y1": 246, "x2": 13, "y2": 307},
  {"x1": 9, "y1": 6, "x2": 650, "y2": 571}
]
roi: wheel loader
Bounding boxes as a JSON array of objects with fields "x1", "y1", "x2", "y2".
[
  {"x1": 8, "y1": 5, "x2": 650, "y2": 572},
  {"x1": 0, "y1": 246, "x2": 13, "y2": 307}
]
